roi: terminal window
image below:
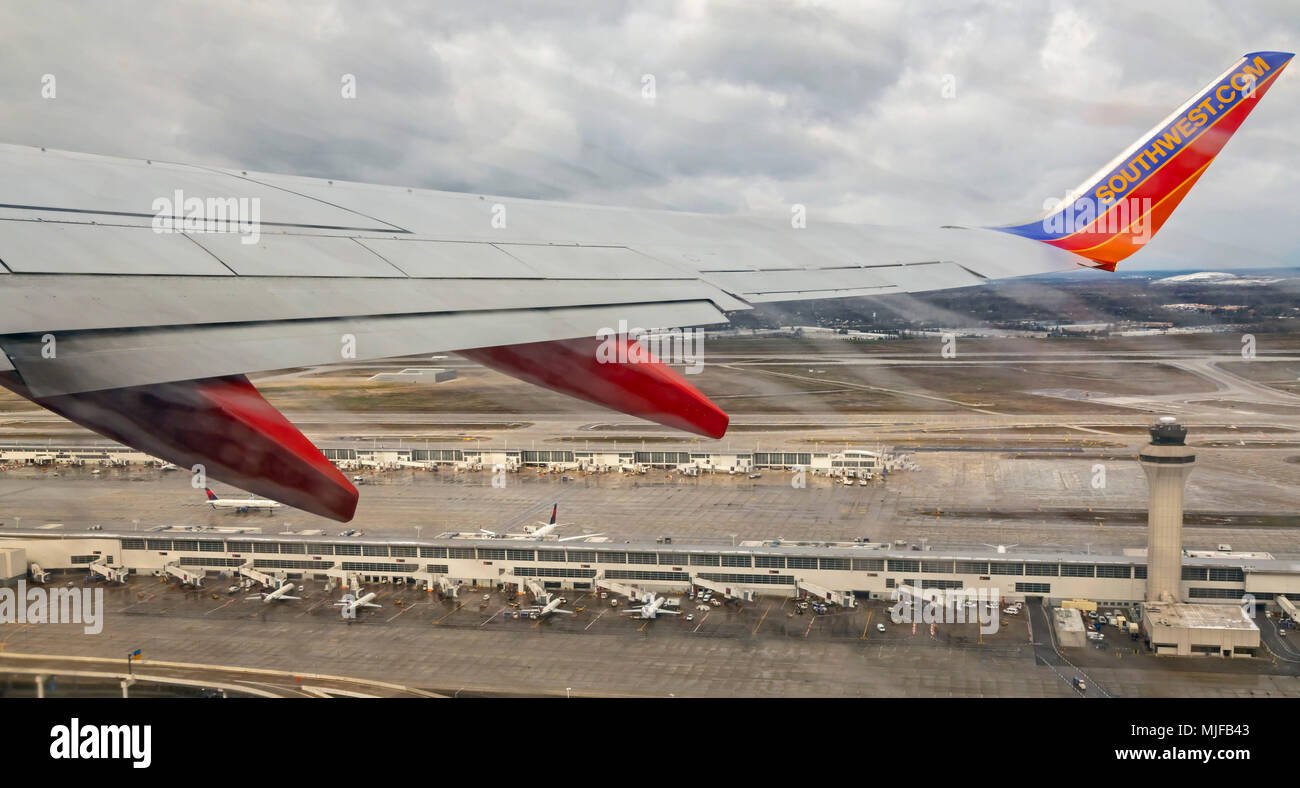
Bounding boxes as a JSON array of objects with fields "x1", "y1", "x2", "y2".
[{"x1": 1023, "y1": 563, "x2": 1058, "y2": 577}]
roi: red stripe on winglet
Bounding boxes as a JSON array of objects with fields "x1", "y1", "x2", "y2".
[
  {"x1": 0, "y1": 373, "x2": 358, "y2": 522},
  {"x1": 461, "y1": 335, "x2": 729, "y2": 439}
]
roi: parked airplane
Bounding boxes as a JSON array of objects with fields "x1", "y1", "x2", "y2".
[
  {"x1": 0, "y1": 52, "x2": 1289, "y2": 522},
  {"x1": 482, "y1": 505, "x2": 603, "y2": 541},
  {"x1": 205, "y1": 488, "x2": 281, "y2": 513},
  {"x1": 522, "y1": 596, "x2": 576, "y2": 620},
  {"x1": 521, "y1": 504, "x2": 580, "y2": 539},
  {"x1": 523, "y1": 504, "x2": 563, "y2": 537},
  {"x1": 622, "y1": 592, "x2": 681, "y2": 620},
  {"x1": 335, "y1": 590, "x2": 381, "y2": 619},
  {"x1": 525, "y1": 505, "x2": 603, "y2": 542},
  {"x1": 247, "y1": 582, "x2": 301, "y2": 603}
]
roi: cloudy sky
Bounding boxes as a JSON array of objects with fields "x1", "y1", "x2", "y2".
[{"x1": 2, "y1": 0, "x2": 1297, "y2": 269}]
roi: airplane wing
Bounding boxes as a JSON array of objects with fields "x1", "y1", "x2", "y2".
[
  {"x1": 0, "y1": 52, "x2": 1289, "y2": 522},
  {"x1": 550, "y1": 608, "x2": 576, "y2": 616}
]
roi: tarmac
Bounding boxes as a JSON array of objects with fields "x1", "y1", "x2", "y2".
[{"x1": 3, "y1": 576, "x2": 1299, "y2": 698}]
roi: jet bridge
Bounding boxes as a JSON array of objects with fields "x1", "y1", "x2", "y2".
[
  {"x1": 691, "y1": 576, "x2": 755, "y2": 602},
  {"x1": 1277, "y1": 595, "x2": 1298, "y2": 619},
  {"x1": 796, "y1": 579, "x2": 856, "y2": 608},
  {"x1": 436, "y1": 575, "x2": 459, "y2": 598},
  {"x1": 88, "y1": 561, "x2": 129, "y2": 583},
  {"x1": 162, "y1": 562, "x2": 205, "y2": 587},
  {"x1": 237, "y1": 562, "x2": 286, "y2": 588},
  {"x1": 594, "y1": 577, "x2": 645, "y2": 601},
  {"x1": 405, "y1": 570, "x2": 459, "y2": 598}
]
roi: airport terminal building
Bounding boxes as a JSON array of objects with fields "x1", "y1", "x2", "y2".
[
  {"x1": 3, "y1": 528, "x2": 1297, "y2": 617},
  {"x1": 0, "y1": 441, "x2": 884, "y2": 477}
]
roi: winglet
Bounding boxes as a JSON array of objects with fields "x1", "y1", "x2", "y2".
[
  {"x1": 995, "y1": 51, "x2": 1293, "y2": 267},
  {"x1": 461, "y1": 336, "x2": 729, "y2": 439},
  {"x1": 0, "y1": 372, "x2": 358, "y2": 521}
]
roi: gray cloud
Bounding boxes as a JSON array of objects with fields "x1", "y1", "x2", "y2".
[{"x1": 1, "y1": 0, "x2": 1296, "y2": 269}]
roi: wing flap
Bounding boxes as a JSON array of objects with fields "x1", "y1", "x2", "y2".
[
  {"x1": 0, "y1": 271, "x2": 745, "y2": 335},
  {"x1": 187, "y1": 233, "x2": 406, "y2": 278},
  {"x1": 0, "y1": 145, "x2": 406, "y2": 232},
  {"x1": 0, "y1": 221, "x2": 233, "y2": 275},
  {"x1": 353, "y1": 238, "x2": 540, "y2": 278},
  {"x1": 700, "y1": 260, "x2": 989, "y2": 302},
  {"x1": 0, "y1": 300, "x2": 726, "y2": 397}
]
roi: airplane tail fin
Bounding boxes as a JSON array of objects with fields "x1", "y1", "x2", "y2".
[
  {"x1": 549, "y1": 504, "x2": 558, "y2": 525},
  {"x1": 204, "y1": 488, "x2": 218, "y2": 501},
  {"x1": 995, "y1": 51, "x2": 1293, "y2": 270}
]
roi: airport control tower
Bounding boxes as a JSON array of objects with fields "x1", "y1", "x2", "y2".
[{"x1": 1140, "y1": 417, "x2": 1196, "y2": 603}]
